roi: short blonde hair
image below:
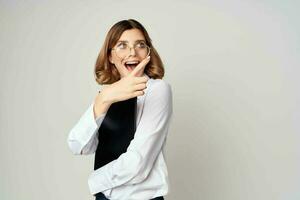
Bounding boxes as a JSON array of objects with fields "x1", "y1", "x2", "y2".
[{"x1": 94, "y1": 19, "x2": 165, "y2": 84}]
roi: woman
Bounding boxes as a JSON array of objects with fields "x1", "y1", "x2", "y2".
[{"x1": 67, "y1": 19, "x2": 173, "y2": 200}]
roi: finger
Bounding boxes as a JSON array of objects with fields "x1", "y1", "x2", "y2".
[
  {"x1": 132, "y1": 90, "x2": 145, "y2": 97},
  {"x1": 133, "y1": 83, "x2": 147, "y2": 91},
  {"x1": 125, "y1": 90, "x2": 144, "y2": 100},
  {"x1": 130, "y1": 56, "x2": 150, "y2": 77},
  {"x1": 134, "y1": 76, "x2": 149, "y2": 84}
]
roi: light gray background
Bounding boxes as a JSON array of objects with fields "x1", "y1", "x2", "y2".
[{"x1": 1, "y1": 0, "x2": 299, "y2": 200}]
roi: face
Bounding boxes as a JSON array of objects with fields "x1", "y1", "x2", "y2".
[{"x1": 109, "y1": 28, "x2": 150, "y2": 78}]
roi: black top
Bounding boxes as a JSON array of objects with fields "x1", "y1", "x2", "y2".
[{"x1": 94, "y1": 97, "x2": 137, "y2": 170}]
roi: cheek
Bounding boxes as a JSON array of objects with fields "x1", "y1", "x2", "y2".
[
  {"x1": 112, "y1": 58, "x2": 127, "y2": 74},
  {"x1": 111, "y1": 54, "x2": 125, "y2": 65}
]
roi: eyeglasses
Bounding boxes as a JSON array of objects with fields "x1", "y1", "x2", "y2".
[{"x1": 111, "y1": 41, "x2": 151, "y2": 59}]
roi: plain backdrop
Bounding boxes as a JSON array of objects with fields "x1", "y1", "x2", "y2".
[{"x1": 0, "y1": 0, "x2": 299, "y2": 200}]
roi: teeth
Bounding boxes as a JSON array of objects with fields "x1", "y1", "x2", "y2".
[{"x1": 125, "y1": 61, "x2": 139, "y2": 64}]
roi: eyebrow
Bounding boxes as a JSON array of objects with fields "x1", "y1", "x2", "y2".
[{"x1": 117, "y1": 39, "x2": 146, "y2": 43}]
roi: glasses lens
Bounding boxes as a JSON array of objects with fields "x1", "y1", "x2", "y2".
[
  {"x1": 136, "y1": 44, "x2": 150, "y2": 57},
  {"x1": 115, "y1": 43, "x2": 150, "y2": 59}
]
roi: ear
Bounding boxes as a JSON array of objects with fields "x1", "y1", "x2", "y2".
[{"x1": 108, "y1": 53, "x2": 114, "y2": 64}]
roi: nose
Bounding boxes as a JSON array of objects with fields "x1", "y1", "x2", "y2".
[{"x1": 129, "y1": 47, "x2": 136, "y2": 56}]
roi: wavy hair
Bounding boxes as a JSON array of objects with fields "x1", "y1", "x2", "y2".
[{"x1": 94, "y1": 19, "x2": 165, "y2": 84}]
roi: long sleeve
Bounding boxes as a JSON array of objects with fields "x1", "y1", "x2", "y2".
[
  {"x1": 88, "y1": 80, "x2": 173, "y2": 195},
  {"x1": 67, "y1": 100, "x2": 107, "y2": 155}
]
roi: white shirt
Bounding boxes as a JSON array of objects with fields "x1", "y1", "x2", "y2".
[{"x1": 67, "y1": 74, "x2": 173, "y2": 200}]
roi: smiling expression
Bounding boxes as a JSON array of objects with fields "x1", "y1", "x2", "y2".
[{"x1": 109, "y1": 28, "x2": 148, "y2": 78}]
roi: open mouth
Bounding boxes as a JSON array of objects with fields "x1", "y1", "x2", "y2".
[{"x1": 125, "y1": 61, "x2": 140, "y2": 71}]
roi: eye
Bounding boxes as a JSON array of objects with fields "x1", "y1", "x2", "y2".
[
  {"x1": 117, "y1": 43, "x2": 127, "y2": 49},
  {"x1": 136, "y1": 42, "x2": 146, "y2": 48}
]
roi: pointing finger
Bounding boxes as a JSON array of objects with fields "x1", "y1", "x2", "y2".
[{"x1": 130, "y1": 56, "x2": 150, "y2": 77}]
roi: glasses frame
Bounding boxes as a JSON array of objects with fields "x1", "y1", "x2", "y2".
[{"x1": 111, "y1": 42, "x2": 151, "y2": 59}]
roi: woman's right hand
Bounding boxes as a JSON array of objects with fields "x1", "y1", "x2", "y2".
[
  {"x1": 93, "y1": 57, "x2": 150, "y2": 119},
  {"x1": 102, "y1": 56, "x2": 150, "y2": 104},
  {"x1": 93, "y1": 56, "x2": 150, "y2": 119},
  {"x1": 103, "y1": 76, "x2": 149, "y2": 104}
]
